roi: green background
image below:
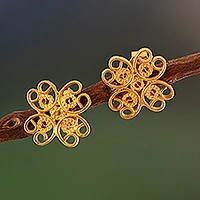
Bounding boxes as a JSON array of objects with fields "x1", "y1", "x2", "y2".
[{"x1": 0, "y1": 0, "x2": 200, "y2": 199}]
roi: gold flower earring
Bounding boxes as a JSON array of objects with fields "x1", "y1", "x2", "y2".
[
  {"x1": 101, "y1": 47, "x2": 175, "y2": 119},
  {"x1": 24, "y1": 80, "x2": 91, "y2": 147}
]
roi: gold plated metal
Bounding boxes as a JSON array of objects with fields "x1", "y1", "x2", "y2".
[
  {"x1": 24, "y1": 80, "x2": 91, "y2": 147},
  {"x1": 101, "y1": 47, "x2": 175, "y2": 119}
]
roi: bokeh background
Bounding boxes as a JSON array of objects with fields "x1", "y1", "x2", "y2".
[{"x1": 0, "y1": 0, "x2": 200, "y2": 199}]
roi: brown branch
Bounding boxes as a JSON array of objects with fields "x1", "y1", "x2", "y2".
[{"x1": 0, "y1": 52, "x2": 200, "y2": 143}]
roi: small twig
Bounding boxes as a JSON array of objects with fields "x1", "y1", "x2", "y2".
[{"x1": 0, "y1": 52, "x2": 200, "y2": 142}]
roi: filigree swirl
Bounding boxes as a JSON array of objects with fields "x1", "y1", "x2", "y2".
[
  {"x1": 57, "y1": 115, "x2": 90, "y2": 147},
  {"x1": 59, "y1": 80, "x2": 91, "y2": 114},
  {"x1": 101, "y1": 56, "x2": 134, "y2": 89},
  {"x1": 26, "y1": 80, "x2": 58, "y2": 112},
  {"x1": 24, "y1": 80, "x2": 91, "y2": 147},
  {"x1": 142, "y1": 80, "x2": 174, "y2": 112},
  {"x1": 24, "y1": 114, "x2": 55, "y2": 146},
  {"x1": 109, "y1": 89, "x2": 142, "y2": 119},
  {"x1": 132, "y1": 48, "x2": 166, "y2": 81}
]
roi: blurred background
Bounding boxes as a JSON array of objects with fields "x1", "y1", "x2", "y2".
[{"x1": 0, "y1": 0, "x2": 200, "y2": 199}]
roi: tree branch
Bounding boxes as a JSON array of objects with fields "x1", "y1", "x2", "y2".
[{"x1": 0, "y1": 52, "x2": 200, "y2": 143}]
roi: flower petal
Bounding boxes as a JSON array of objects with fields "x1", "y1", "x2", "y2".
[
  {"x1": 102, "y1": 56, "x2": 134, "y2": 89},
  {"x1": 141, "y1": 80, "x2": 174, "y2": 112},
  {"x1": 27, "y1": 80, "x2": 58, "y2": 112}
]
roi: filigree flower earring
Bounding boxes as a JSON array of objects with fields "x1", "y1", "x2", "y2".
[
  {"x1": 101, "y1": 47, "x2": 175, "y2": 119},
  {"x1": 24, "y1": 80, "x2": 91, "y2": 147}
]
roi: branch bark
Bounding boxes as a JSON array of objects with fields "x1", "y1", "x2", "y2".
[{"x1": 0, "y1": 52, "x2": 200, "y2": 143}]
